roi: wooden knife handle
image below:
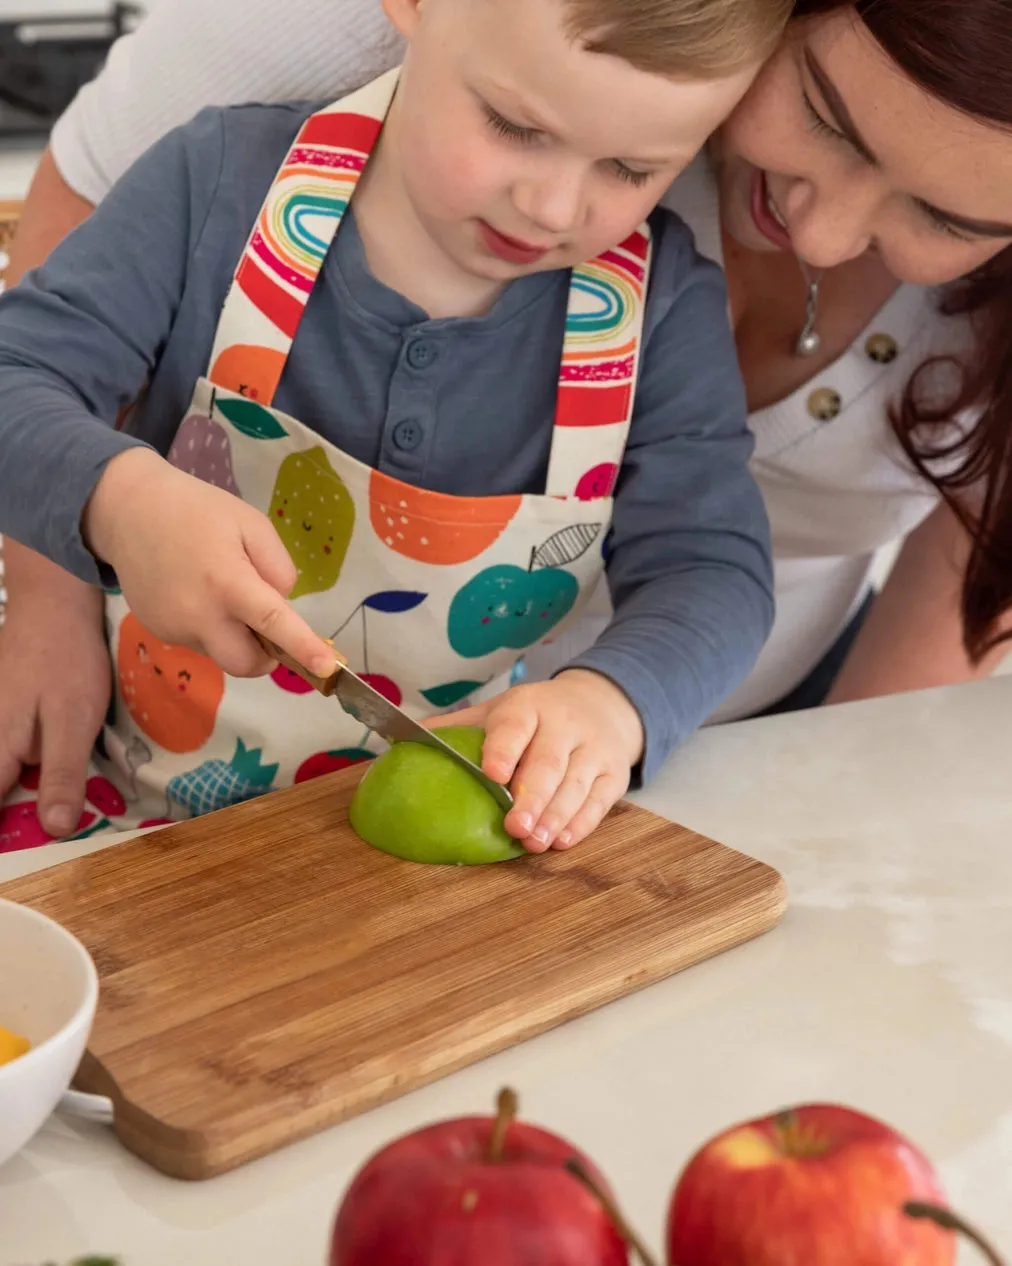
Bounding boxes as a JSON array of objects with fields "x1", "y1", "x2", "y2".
[{"x1": 251, "y1": 631, "x2": 347, "y2": 697}]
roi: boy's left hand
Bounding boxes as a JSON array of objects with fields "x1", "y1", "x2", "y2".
[{"x1": 431, "y1": 669, "x2": 644, "y2": 853}]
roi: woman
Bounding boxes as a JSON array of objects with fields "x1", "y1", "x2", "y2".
[{"x1": 2, "y1": 0, "x2": 1010, "y2": 834}]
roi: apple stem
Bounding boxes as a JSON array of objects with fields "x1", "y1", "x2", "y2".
[
  {"x1": 904, "y1": 1202, "x2": 1006, "y2": 1266},
  {"x1": 564, "y1": 1157, "x2": 659, "y2": 1266},
  {"x1": 487, "y1": 1087, "x2": 518, "y2": 1162}
]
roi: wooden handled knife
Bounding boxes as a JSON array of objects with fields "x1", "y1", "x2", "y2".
[{"x1": 252, "y1": 631, "x2": 514, "y2": 813}]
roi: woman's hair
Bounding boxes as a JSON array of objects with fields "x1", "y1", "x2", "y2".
[
  {"x1": 794, "y1": 0, "x2": 1012, "y2": 661},
  {"x1": 564, "y1": 0, "x2": 793, "y2": 79}
]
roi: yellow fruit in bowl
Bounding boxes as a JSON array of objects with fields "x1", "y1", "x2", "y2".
[
  {"x1": 349, "y1": 726, "x2": 524, "y2": 865},
  {"x1": 0, "y1": 1025, "x2": 30, "y2": 1067}
]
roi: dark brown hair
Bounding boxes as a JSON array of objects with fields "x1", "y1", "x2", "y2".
[
  {"x1": 564, "y1": 0, "x2": 793, "y2": 78},
  {"x1": 795, "y1": 0, "x2": 1012, "y2": 660}
]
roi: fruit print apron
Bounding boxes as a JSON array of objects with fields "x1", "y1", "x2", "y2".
[{"x1": 0, "y1": 68, "x2": 652, "y2": 849}]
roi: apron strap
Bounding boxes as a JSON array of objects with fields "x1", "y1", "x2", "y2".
[
  {"x1": 544, "y1": 224, "x2": 652, "y2": 499},
  {"x1": 205, "y1": 69, "x2": 400, "y2": 407}
]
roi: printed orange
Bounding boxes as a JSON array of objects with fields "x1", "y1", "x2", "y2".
[
  {"x1": 117, "y1": 613, "x2": 226, "y2": 754},
  {"x1": 210, "y1": 343, "x2": 288, "y2": 403},
  {"x1": 369, "y1": 470, "x2": 520, "y2": 565}
]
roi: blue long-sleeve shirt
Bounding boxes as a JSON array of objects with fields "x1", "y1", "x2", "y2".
[{"x1": 0, "y1": 101, "x2": 773, "y2": 781}]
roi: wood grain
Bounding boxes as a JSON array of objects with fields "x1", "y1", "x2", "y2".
[{"x1": 0, "y1": 767, "x2": 785, "y2": 1179}]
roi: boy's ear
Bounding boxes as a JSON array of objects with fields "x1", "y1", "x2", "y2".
[{"x1": 382, "y1": 0, "x2": 424, "y2": 38}]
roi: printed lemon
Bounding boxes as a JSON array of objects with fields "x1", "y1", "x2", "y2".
[{"x1": 348, "y1": 726, "x2": 523, "y2": 865}]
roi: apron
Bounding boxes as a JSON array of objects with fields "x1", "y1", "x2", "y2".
[{"x1": 0, "y1": 68, "x2": 652, "y2": 849}]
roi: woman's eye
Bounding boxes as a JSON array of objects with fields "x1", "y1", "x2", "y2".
[
  {"x1": 801, "y1": 90, "x2": 844, "y2": 143},
  {"x1": 919, "y1": 202, "x2": 974, "y2": 242},
  {"x1": 483, "y1": 104, "x2": 539, "y2": 145},
  {"x1": 612, "y1": 162, "x2": 651, "y2": 188}
]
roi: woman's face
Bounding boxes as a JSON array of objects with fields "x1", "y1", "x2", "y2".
[{"x1": 714, "y1": 8, "x2": 1012, "y2": 285}]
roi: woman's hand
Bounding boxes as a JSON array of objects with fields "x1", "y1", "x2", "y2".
[
  {"x1": 83, "y1": 448, "x2": 337, "y2": 680},
  {"x1": 0, "y1": 546, "x2": 110, "y2": 837},
  {"x1": 433, "y1": 668, "x2": 644, "y2": 852}
]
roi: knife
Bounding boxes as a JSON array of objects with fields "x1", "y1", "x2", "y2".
[{"x1": 252, "y1": 632, "x2": 514, "y2": 813}]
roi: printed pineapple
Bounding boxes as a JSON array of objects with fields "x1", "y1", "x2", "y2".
[
  {"x1": 167, "y1": 739, "x2": 278, "y2": 817},
  {"x1": 167, "y1": 413, "x2": 240, "y2": 494}
]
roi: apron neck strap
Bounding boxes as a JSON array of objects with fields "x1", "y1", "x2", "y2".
[{"x1": 205, "y1": 68, "x2": 400, "y2": 405}]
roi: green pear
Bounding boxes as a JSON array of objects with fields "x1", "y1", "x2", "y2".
[{"x1": 349, "y1": 726, "x2": 524, "y2": 865}]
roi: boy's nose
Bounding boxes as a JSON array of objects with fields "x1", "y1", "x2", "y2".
[{"x1": 512, "y1": 168, "x2": 586, "y2": 236}]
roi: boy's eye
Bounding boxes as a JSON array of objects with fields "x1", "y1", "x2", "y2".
[
  {"x1": 612, "y1": 161, "x2": 651, "y2": 188},
  {"x1": 483, "y1": 103, "x2": 540, "y2": 145}
]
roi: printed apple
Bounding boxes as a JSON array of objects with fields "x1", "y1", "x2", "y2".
[{"x1": 447, "y1": 565, "x2": 578, "y2": 659}]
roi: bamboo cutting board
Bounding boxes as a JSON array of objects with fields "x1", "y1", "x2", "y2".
[{"x1": 0, "y1": 768, "x2": 785, "y2": 1180}]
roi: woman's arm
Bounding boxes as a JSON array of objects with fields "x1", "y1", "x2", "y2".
[
  {"x1": 3, "y1": 149, "x2": 100, "y2": 613},
  {"x1": 827, "y1": 501, "x2": 1010, "y2": 704}
]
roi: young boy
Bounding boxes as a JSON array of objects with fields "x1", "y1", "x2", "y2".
[{"x1": 0, "y1": 0, "x2": 787, "y2": 854}]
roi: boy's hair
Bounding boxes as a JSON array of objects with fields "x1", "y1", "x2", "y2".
[{"x1": 564, "y1": 0, "x2": 794, "y2": 77}]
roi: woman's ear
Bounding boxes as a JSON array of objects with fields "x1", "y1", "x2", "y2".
[{"x1": 382, "y1": 0, "x2": 424, "y2": 38}]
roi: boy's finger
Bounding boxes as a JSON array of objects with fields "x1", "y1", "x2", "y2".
[
  {"x1": 37, "y1": 707, "x2": 99, "y2": 838},
  {"x1": 424, "y1": 702, "x2": 489, "y2": 730},
  {"x1": 232, "y1": 579, "x2": 336, "y2": 679},
  {"x1": 480, "y1": 703, "x2": 539, "y2": 787},
  {"x1": 244, "y1": 512, "x2": 299, "y2": 597},
  {"x1": 507, "y1": 727, "x2": 574, "y2": 849},
  {"x1": 531, "y1": 750, "x2": 599, "y2": 848},
  {"x1": 554, "y1": 772, "x2": 627, "y2": 850}
]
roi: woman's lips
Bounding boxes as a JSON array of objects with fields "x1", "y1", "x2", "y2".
[
  {"x1": 477, "y1": 220, "x2": 550, "y2": 265},
  {"x1": 750, "y1": 169, "x2": 794, "y2": 251}
]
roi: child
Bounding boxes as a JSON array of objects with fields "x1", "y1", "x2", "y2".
[{"x1": 0, "y1": 0, "x2": 786, "y2": 854}]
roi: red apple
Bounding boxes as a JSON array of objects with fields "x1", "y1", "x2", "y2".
[
  {"x1": 331, "y1": 1088, "x2": 631, "y2": 1265},
  {"x1": 666, "y1": 1103, "x2": 956, "y2": 1265}
]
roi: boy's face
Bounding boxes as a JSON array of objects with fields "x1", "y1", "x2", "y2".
[{"x1": 381, "y1": 0, "x2": 758, "y2": 280}]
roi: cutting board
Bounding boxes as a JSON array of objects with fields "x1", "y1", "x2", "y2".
[{"x1": 0, "y1": 767, "x2": 785, "y2": 1179}]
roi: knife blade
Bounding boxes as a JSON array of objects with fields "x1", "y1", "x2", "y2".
[{"x1": 252, "y1": 632, "x2": 514, "y2": 813}]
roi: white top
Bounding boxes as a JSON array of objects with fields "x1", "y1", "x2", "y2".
[
  {"x1": 3, "y1": 676, "x2": 1012, "y2": 1259},
  {"x1": 49, "y1": 0, "x2": 970, "y2": 716}
]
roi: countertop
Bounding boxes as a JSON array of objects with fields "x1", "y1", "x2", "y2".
[{"x1": 1, "y1": 675, "x2": 1010, "y2": 1263}]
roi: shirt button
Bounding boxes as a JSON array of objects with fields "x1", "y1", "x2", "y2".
[
  {"x1": 406, "y1": 339, "x2": 438, "y2": 370},
  {"x1": 807, "y1": 386, "x2": 841, "y2": 422},
  {"x1": 392, "y1": 418, "x2": 424, "y2": 451},
  {"x1": 865, "y1": 332, "x2": 898, "y2": 364}
]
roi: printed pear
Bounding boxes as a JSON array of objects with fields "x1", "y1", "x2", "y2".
[{"x1": 269, "y1": 446, "x2": 355, "y2": 599}]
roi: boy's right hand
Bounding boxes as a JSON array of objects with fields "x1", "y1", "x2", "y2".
[{"x1": 83, "y1": 448, "x2": 336, "y2": 680}]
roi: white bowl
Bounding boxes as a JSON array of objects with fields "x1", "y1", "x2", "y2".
[{"x1": 0, "y1": 898, "x2": 99, "y2": 1168}]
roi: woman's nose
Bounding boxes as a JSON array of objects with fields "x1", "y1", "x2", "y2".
[{"x1": 783, "y1": 176, "x2": 876, "y2": 269}]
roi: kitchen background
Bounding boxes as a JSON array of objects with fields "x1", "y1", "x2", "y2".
[{"x1": 0, "y1": 0, "x2": 148, "y2": 202}]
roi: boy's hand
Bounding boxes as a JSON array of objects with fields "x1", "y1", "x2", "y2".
[
  {"x1": 0, "y1": 573, "x2": 110, "y2": 837},
  {"x1": 433, "y1": 669, "x2": 644, "y2": 852},
  {"x1": 83, "y1": 448, "x2": 336, "y2": 679}
]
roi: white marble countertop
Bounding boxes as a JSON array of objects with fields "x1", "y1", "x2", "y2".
[{"x1": 1, "y1": 676, "x2": 1011, "y2": 1263}]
